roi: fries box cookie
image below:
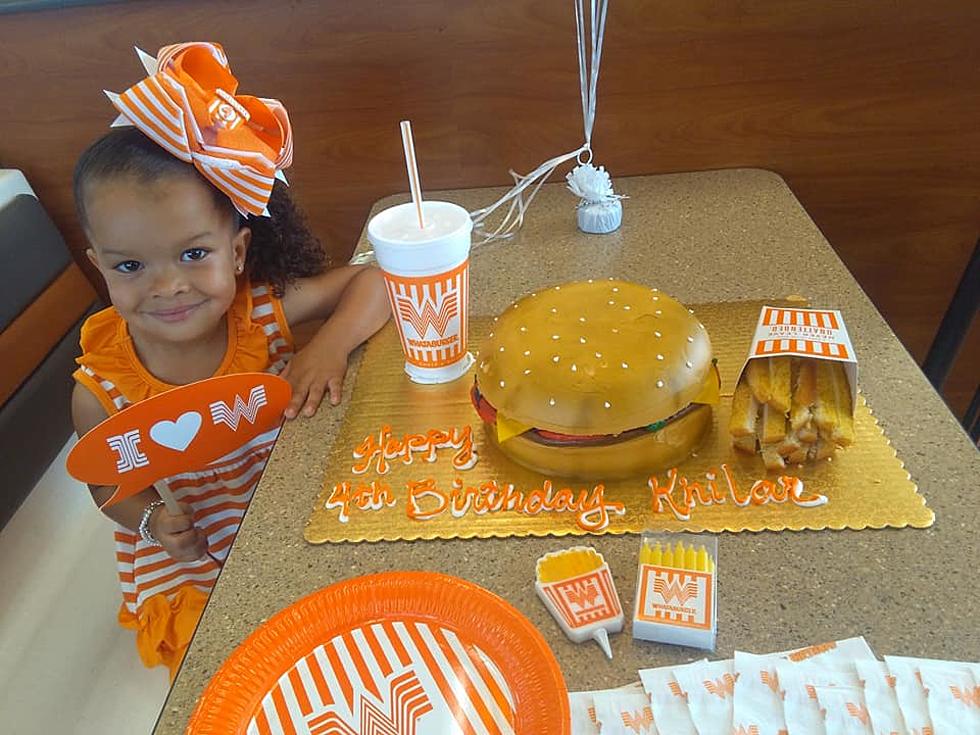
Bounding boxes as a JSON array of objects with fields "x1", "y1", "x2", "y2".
[
  {"x1": 536, "y1": 546, "x2": 624, "y2": 659},
  {"x1": 730, "y1": 305, "x2": 858, "y2": 471},
  {"x1": 632, "y1": 533, "x2": 717, "y2": 650}
]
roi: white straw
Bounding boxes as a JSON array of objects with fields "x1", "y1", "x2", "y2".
[{"x1": 399, "y1": 120, "x2": 426, "y2": 228}]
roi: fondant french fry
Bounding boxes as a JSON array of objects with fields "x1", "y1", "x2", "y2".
[
  {"x1": 745, "y1": 358, "x2": 773, "y2": 405},
  {"x1": 760, "y1": 403, "x2": 787, "y2": 444},
  {"x1": 760, "y1": 444, "x2": 786, "y2": 471},
  {"x1": 790, "y1": 359, "x2": 817, "y2": 431},
  {"x1": 830, "y1": 364, "x2": 855, "y2": 447},
  {"x1": 798, "y1": 418, "x2": 818, "y2": 444},
  {"x1": 730, "y1": 380, "x2": 759, "y2": 437},
  {"x1": 777, "y1": 430, "x2": 802, "y2": 458},
  {"x1": 813, "y1": 361, "x2": 842, "y2": 433},
  {"x1": 787, "y1": 445, "x2": 809, "y2": 464},
  {"x1": 732, "y1": 434, "x2": 757, "y2": 454},
  {"x1": 808, "y1": 439, "x2": 836, "y2": 461},
  {"x1": 768, "y1": 356, "x2": 792, "y2": 413}
]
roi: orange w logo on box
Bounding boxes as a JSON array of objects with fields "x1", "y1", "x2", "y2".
[
  {"x1": 67, "y1": 373, "x2": 290, "y2": 507},
  {"x1": 653, "y1": 578, "x2": 699, "y2": 606}
]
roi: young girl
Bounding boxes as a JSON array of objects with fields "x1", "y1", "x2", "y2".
[{"x1": 70, "y1": 43, "x2": 390, "y2": 677}]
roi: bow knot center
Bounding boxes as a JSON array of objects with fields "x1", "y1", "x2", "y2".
[{"x1": 208, "y1": 88, "x2": 250, "y2": 130}]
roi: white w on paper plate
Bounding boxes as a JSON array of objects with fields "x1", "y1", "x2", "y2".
[{"x1": 247, "y1": 621, "x2": 515, "y2": 735}]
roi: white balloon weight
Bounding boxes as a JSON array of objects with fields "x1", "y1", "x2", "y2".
[{"x1": 567, "y1": 162, "x2": 625, "y2": 234}]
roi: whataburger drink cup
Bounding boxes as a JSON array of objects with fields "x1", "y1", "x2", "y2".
[{"x1": 368, "y1": 200, "x2": 475, "y2": 384}]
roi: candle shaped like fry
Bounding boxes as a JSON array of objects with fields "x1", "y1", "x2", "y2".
[{"x1": 535, "y1": 546, "x2": 624, "y2": 659}]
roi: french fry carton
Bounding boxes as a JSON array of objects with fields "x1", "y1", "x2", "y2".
[{"x1": 740, "y1": 305, "x2": 858, "y2": 413}]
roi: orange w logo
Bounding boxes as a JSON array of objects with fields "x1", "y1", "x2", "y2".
[
  {"x1": 732, "y1": 727, "x2": 760, "y2": 735},
  {"x1": 307, "y1": 669, "x2": 433, "y2": 735},
  {"x1": 668, "y1": 681, "x2": 688, "y2": 700},
  {"x1": 951, "y1": 685, "x2": 980, "y2": 708},
  {"x1": 846, "y1": 702, "x2": 870, "y2": 724},
  {"x1": 396, "y1": 292, "x2": 458, "y2": 337},
  {"x1": 652, "y1": 578, "x2": 698, "y2": 605},
  {"x1": 565, "y1": 579, "x2": 601, "y2": 609},
  {"x1": 760, "y1": 670, "x2": 781, "y2": 695},
  {"x1": 620, "y1": 706, "x2": 655, "y2": 733},
  {"x1": 703, "y1": 673, "x2": 737, "y2": 699}
]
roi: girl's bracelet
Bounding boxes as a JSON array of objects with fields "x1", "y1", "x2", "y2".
[{"x1": 138, "y1": 499, "x2": 167, "y2": 545}]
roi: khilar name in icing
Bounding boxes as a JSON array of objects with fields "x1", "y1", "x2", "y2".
[
  {"x1": 351, "y1": 424, "x2": 477, "y2": 475},
  {"x1": 649, "y1": 463, "x2": 827, "y2": 522},
  {"x1": 325, "y1": 478, "x2": 626, "y2": 532}
]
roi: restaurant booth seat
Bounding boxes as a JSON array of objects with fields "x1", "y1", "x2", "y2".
[{"x1": 0, "y1": 170, "x2": 101, "y2": 530}]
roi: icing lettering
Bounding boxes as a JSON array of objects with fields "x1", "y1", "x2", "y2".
[
  {"x1": 407, "y1": 477, "x2": 625, "y2": 532},
  {"x1": 649, "y1": 464, "x2": 827, "y2": 521},
  {"x1": 325, "y1": 480, "x2": 395, "y2": 523},
  {"x1": 352, "y1": 424, "x2": 478, "y2": 475}
]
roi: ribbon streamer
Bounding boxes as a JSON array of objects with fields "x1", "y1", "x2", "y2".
[{"x1": 352, "y1": 0, "x2": 610, "y2": 264}]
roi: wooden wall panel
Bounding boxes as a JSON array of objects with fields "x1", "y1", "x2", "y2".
[{"x1": 0, "y1": 0, "x2": 976, "y2": 417}]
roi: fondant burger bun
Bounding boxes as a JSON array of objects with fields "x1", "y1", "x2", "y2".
[{"x1": 472, "y1": 279, "x2": 718, "y2": 479}]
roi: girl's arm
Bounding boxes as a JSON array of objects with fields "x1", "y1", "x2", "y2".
[
  {"x1": 279, "y1": 264, "x2": 390, "y2": 418},
  {"x1": 70, "y1": 384, "x2": 208, "y2": 561}
]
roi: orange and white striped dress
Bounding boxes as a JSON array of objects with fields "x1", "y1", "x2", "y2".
[{"x1": 74, "y1": 281, "x2": 292, "y2": 677}]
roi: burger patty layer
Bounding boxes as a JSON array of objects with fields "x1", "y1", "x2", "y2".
[{"x1": 472, "y1": 382, "x2": 702, "y2": 447}]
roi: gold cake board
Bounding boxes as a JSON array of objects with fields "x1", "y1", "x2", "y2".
[{"x1": 304, "y1": 300, "x2": 933, "y2": 543}]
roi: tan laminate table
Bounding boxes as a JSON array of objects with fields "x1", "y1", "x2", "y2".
[{"x1": 154, "y1": 170, "x2": 980, "y2": 733}]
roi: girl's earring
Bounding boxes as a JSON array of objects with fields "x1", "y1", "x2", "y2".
[{"x1": 236, "y1": 264, "x2": 243, "y2": 274}]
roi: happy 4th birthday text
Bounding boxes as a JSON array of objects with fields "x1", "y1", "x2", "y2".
[{"x1": 324, "y1": 425, "x2": 828, "y2": 531}]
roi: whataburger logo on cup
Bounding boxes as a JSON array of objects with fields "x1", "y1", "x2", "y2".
[
  {"x1": 389, "y1": 261, "x2": 468, "y2": 367},
  {"x1": 369, "y1": 200, "x2": 475, "y2": 384}
]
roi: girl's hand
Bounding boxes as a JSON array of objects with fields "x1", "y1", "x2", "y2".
[
  {"x1": 149, "y1": 503, "x2": 209, "y2": 562},
  {"x1": 279, "y1": 266, "x2": 390, "y2": 419},
  {"x1": 281, "y1": 340, "x2": 349, "y2": 418}
]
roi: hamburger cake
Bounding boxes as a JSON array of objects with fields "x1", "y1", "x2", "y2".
[{"x1": 471, "y1": 279, "x2": 719, "y2": 480}]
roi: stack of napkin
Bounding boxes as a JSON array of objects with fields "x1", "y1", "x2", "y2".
[{"x1": 570, "y1": 637, "x2": 979, "y2": 734}]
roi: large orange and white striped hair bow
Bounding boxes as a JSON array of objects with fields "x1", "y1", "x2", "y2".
[{"x1": 104, "y1": 42, "x2": 293, "y2": 217}]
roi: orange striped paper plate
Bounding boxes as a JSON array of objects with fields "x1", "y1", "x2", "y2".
[{"x1": 186, "y1": 571, "x2": 569, "y2": 734}]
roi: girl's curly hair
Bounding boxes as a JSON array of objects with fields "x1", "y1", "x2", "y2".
[{"x1": 74, "y1": 127, "x2": 328, "y2": 296}]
